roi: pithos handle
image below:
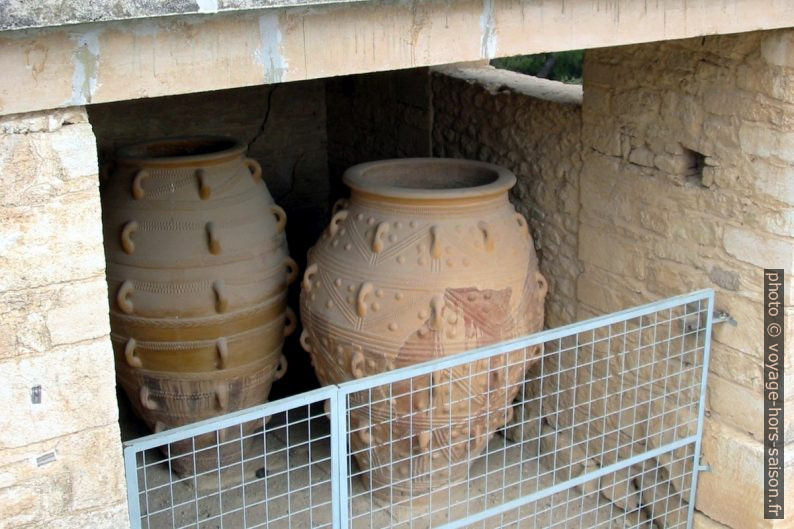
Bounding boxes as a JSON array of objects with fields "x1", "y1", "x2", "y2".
[
  {"x1": 372, "y1": 222, "x2": 389, "y2": 253},
  {"x1": 274, "y1": 354, "x2": 288, "y2": 381},
  {"x1": 131, "y1": 169, "x2": 148, "y2": 199},
  {"x1": 140, "y1": 386, "x2": 158, "y2": 410},
  {"x1": 245, "y1": 158, "x2": 262, "y2": 182},
  {"x1": 300, "y1": 329, "x2": 312, "y2": 352},
  {"x1": 206, "y1": 222, "x2": 222, "y2": 255},
  {"x1": 121, "y1": 221, "x2": 138, "y2": 255},
  {"x1": 356, "y1": 282, "x2": 374, "y2": 318},
  {"x1": 117, "y1": 280, "x2": 134, "y2": 314},
  {"x1": 302, "y1": 263, "x2": 318, "y2": 292},
  {"x1": 124, "y1": 338, "x2": 142, "y2": 368},
  {"x1": 328, "y1": 210, "x2": 348, "y2": 237},
  {"x1": 271, "y1": 204, "x2": 287, "y2": 234},
  {"x1": 284, "y1": 307, "x2": 297, "y2": 337},
  {"x1": 216, "y1": 337, "x2": 229, "y2": 369},
  {"x1": 213, "y1": 280, "x2": 229, "y2": 313},
  {"x1": 430, "y1": 295, "x2": 446, "y2": 331},
  {"x1": 332, "y1": 198, "x2": 349, "y2": 215},
  {"x1": 284, "y1": 257, "x2": 299, "y2": 286},
  {"x1": 196, "y1": 169, "x2": 211, "y2": 200}
]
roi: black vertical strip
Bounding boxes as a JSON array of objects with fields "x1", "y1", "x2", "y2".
[{"x1": 764, "y1": 269, "x2": 784, "y2": 519}]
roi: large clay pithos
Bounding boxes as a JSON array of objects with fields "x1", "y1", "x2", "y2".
[
  {"x1": 300, "y1": 158, "x2": 547, "y2": 500},
  {"x1": 103, "y1": 137, "x2": 295, "y2": 474}
]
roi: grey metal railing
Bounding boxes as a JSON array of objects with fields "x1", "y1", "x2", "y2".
[{"x1": 124, "y1": 289, "x2": 714, "y2": 529}]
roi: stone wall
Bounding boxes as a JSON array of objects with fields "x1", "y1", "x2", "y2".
[
  {"x1": 0, "y1": 108, "x2": 129, "y2": 528},
  {"x1": 580, "y1": 31, "x2": 794, "y2": 528},
  {"x1": 430, "y1": 33, "x2": 794, "y2": 527},
  {"x1": 326, "y1": 67, "x2": 433, "y2": 202},
  {"x1": 430, "y1": 65, "x2": 583, "y2": 328}
]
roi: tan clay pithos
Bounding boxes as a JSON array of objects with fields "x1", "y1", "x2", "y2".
[
  {"x1": 103, "y1": 137, "x2": 296, "y2": 474},
  {"x1": 299, "y1": 158, "x2": 547, "y2": 500}
]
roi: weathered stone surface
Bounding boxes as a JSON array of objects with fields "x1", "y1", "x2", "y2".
[
  {"x1": 0, "y1": 472, "x2": 71, "y2": 529},
  {"x1": 0, "y1": 339, "x2": 119, "y2": 449},
  {"x1": 0, "y1": 425, "x2": 128, "y2": 527},
  {"x1": 697, "y1": 419, "x2": 794, "y2": 528},
  {"x1": 0, "y1": 118, "x2": 105, "y2": 292},
  {"x1": 580, "y1": 29, "x2": 794, "y2": 529},
  {"x1": 693, "y1": 512, "x2": 732, "y2": 529},
  {"x1": 762, "y1": 31, "x2": 794, "y2": 67},
  {"x1": 45, "y1": 279, "x2": 111, "y2": 346},
  {"x1": 706, "y1": 375, "x2": 793, "y2": 444},
  {"x1": 0, "y1": 108, "x2": 127, "y2": 527},
  {"x1": 28, "y1": 502, "x2": 130, "y2": 529},
  {"x1": 723, "y1": 227, "x2": 794, "y2": 270},
  {"x1": 0, "y1": 119, "x2": 98, "y2": 207}
]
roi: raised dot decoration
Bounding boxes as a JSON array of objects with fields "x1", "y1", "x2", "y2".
[{"x1": 297, "y1": 157, "x2": 546, "y2": 502}]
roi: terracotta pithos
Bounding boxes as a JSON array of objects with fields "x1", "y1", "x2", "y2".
[
  {"x1": 299, "y1": 158, "x2": 547, "y2": 500},
  {"x1": 103, "y1": 137, "x2": 296, "y2": 474}
]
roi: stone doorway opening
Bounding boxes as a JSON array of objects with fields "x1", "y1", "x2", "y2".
[{"x1": 4, "y1": 28, "x2": 792, "y2": 529}]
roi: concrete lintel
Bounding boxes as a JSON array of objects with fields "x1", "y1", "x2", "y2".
[
  {"x1": 0, "y1": 0, "x2": 369, "y2": 32},
  {"x1": 1, "y1": 0, "x2": 794, "y2": 116}
]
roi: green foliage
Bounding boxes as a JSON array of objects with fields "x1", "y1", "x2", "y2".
[{"x1": 491, "y1": 50, "x2": 584, "y2": 84}]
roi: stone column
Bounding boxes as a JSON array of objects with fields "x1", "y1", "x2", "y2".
[{"x1": 0, "y1": 108, "x2": 129, "y2": 528}]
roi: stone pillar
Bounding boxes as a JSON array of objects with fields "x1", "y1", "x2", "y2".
[
  {"x1": 581, "y1": 30, "x2": 793, "y2": 528},
  {"x1": 0, "y1": 108, "x2": 129, "y2": 528}
]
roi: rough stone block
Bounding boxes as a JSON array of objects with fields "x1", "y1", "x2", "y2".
[
  {"x1": 706, "y1": 375, "x2": 765, "y2": 441},
  {"x1": 0, "y1": 472, "x2": 70, "y2": 529},
  {"x1": 0, "y1": 190, "x2": 106, "y2": 292},
  {"x1": 761, "y1": 31, "x2": 794, "y2": 68},
  {"x1": 0, "y1": 339, "x2": 120, "y2": 449},
  {"x1": 692, "y1": 512, "x2": 732, "y2": 529},
  {"x1": 579, "y1": 225, "x2": 646, "y2": 281},
  {"x1": 723, "y1": 227, "x2": 793, "y2": 271},
  {"x1": 0, "y1": 121, "x2": 98, "y2": 208},
  {"x1": 0, "y1": 423, "x2": 125, "y2": 521},
  {"x1": 697, "y1": 419, "x2": 794, "y2": 529},
  {"x1": 45, "y1": 279, "x2": 111, "y2": 346},
  {"x1": 31, "y1": 502, "x2": 130, "y2": 529}
]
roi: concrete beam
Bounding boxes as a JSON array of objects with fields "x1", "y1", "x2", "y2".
[
  {"x1": 0, "y1": 0, "x2": 369, "y2": 31},
  {"x1": 1, "y1": 0, "x2": 794, "y2": 115}
]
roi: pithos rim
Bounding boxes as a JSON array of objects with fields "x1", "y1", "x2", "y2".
[
  {"x1": 115, "y1": 136, "x2": 245, "y2": 167},
  {"x1": 343, "y1": 158, "x2": 516, "y2": 201}
]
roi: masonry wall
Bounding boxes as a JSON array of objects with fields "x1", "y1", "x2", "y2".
[
  {"x1": 430, "y1": 65, "x2": 583, "y2": 329},
  {"x1": 430, "y1": 33, "x2": 794, "y2": 527},
  {"x1": 0, "y1": 109, "x2": 129, "y2": 528},
  {"x1": 581, "y1": 31, "x2": 794, "y2": 528},
  {"x1": 326, "y1": 67, "x2": 433, "y2": 202}
]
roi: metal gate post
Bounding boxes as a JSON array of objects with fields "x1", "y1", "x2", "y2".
[
  {"x1": 686, "y1": 290, "x2": 715, "y2": 528},
  {"x1": 123, "y1": 445, "x2": 142, "y2": 529},
  {"x1": 331, "y1": 387, "x2": 350, "y2": 529}
]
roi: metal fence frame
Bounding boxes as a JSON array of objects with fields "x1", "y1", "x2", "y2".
[{"x1": 123, "y1": 288, "x2": 714, "y2": 529}]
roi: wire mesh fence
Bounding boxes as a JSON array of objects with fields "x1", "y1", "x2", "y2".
[
  {"x1": 124, "y1": 289, "x2": 713, "y2": 529},
  {"x1": 124, "y1": 387, "x2": 339, "y2": 529}
]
